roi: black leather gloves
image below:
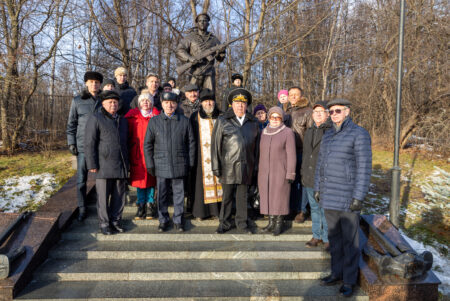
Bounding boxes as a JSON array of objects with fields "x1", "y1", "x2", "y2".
[
  {"x1": 314, "y1": 191, "x2": 320, "y2": 203},
  {"x1": 287, "y1": 179, "x2": 294, "y2": 184},
  {"x1": 69, "y1": 144, "x2": 78, "y2": 156},
  {"x1": 349, "y1": 198, "x2": 362, "y2": 211}
]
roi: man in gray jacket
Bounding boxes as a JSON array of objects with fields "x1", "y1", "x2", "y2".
[
  {"x1": 66, "y1": 71, "x2": 102, "y2": 221},
  {"x1": 143, "y1": 92, "x2": 195, "y2": 232}
]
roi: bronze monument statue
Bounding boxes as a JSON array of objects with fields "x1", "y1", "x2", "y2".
[{"x1": 176, "y1": 13, "x2": 225, "y2": 93}]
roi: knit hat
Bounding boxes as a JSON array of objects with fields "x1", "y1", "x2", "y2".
[
  {"x1": 253, "y1": 104, "x2": 267, "y2": 115},
  {"x1": 100, "y1": 90, "x2": 120, "y2": 102},
  {"x1": 199, "y1": 88, "x2": 215, "y2": 102},
  {"x1": 84, "y1": 71, "x2": 103, "y2": 83},
  {"x1": 267, "y1": 106, "x2": 284, "y2": 119},
  {"x1": 277, "y1": 89, "x2": 288, "y2": 99},
  {"x1": 138, "y1": 93, "x2": 153, "y2": 105},
  {"x1": 101, "y1": 78, "x2": 115, "y2": 90}
]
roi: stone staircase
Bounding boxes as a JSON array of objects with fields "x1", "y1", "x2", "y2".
[{"x1": 16, "y1": 190, "x2": 368, "y2": 300}]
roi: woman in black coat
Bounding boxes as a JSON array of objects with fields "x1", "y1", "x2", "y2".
[{"x1": 85, "y1": 90, "x2": 129, "y2": 235}]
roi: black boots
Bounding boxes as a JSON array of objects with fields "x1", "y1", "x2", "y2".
[
  {"x1": 261, "y1": 215, "x2": 275, "y2": 233},
  {"x1": 146, "y1": 202, "x2": 157, "y2": 220},
  {"x1": 135, "y1": 203, "x2": 146, "y2": 220},
  {"x1": 272, "y1": 215, "x2": 284, "y2": 236}
]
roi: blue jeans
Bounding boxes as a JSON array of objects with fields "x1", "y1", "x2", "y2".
[
  {"x1": 304, "y1": 187, "x2": 328, "y2": 243},
  {"x1": 136, "y1": 187, "x2": 155, "y2": 204},
  {"x1": 76, "y1": 152, "x2": 88, "y2": 208}
]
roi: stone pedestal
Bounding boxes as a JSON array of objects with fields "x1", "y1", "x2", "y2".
[{"x1": 359, "y1": 215, "x2": 441, "y2": 301}]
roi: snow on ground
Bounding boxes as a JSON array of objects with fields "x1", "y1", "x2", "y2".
[
  {"x1": 0, "y1": 173, "x2": 58, "y2": 213},
  {"x1": 401, "y1": 230, "x2": 450, "y2": 296}
]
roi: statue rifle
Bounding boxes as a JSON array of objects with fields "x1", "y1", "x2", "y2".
[{"x1": 176, "y1": 29, "x2": 263, "y2": 76}]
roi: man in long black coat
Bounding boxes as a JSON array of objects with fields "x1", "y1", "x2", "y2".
[
  {"x1": 143, "y1": 92, "x2": 195, "y2": 232},
  {"x1": 211, "y1": 88, "x2": 260, "y2": 234}
]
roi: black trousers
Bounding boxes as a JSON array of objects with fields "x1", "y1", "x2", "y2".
[
  {"x1": 157, "y1": 177, "x2": 185, "y2": 225},
  {"x1": 96, "y1": 178, "x2": 126, "y2": 228},
  {"x1": 220, "y1": 184, "x2": 248, "y2": 229},
  {"x1": 324, "y1": 209, "x2": 360, "y2": 285}
]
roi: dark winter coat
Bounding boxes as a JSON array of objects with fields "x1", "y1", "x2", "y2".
[
  {"x1": 314, "y1": 117, "x2": 372, "y2": 212},
  {"x1": 285, "y1": 97, "x2": 313, "y2": 153},
  {"x1": 258, "y1": 125, "x2": 296, "y2": 215},
  {"x1": 125, "y1": 107, "x2": 160, "y2": 188},
  {"x1": 143, "y1": 111, "x2": 195, "y2": 179},
  {"x1": 179, "y1": 98, "x2": 200, "y2": 118},
  {"x1": 66, "y1": 90, "x2": 101, "y2": 153},
  {"x1": 301, "y1": 120, "x2": 332, "y2": 188},
  {"x1": 211, "y1": 108, "x2": 260, "y2": 185},
  {"x1": 84, "y1": 108, "x2": 129, "y2": 179},
  {"x1": 115, "y1": 81, "x2": 137, "y2": 116}
]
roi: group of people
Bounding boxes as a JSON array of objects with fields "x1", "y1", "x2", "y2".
[{"x1": 67, "y1": 66, "x2": 372, "y2": 298}]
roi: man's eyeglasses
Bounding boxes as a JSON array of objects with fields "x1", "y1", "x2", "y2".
[{"x1": 329, "y1": 108, "x2": 346, "y2": 115}]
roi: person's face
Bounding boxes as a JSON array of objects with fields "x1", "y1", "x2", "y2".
[
  {"x1": 162, "y1": 100, "x2": 177, "y2": 116},
  {"x1": 329, "y1": 105, "x2": 349, "y2": 126},
  {"x1": 196, "y1": 15, "x2": 209, "y2": 31},
  {"x1": 232, "y1": 101, "x2": 247, "y2": 118},
  {"x1": 288, "y1": 88, "x2": 301, "y2": 105},
  {"x1": 201, "y1": 99, "x2": 215, "y2": 114},
  {"x1": 103, "y1": 84, "x2": 115, "y2": 91},
  {"x1": 116, "y1": 73, "x2": 127, "y2": 84},
  {"x1": 139, "y1": 98, "x2": 152, "y2": 111},
  {"x1": 86, "y1": 79, "x2": 101, "y2": 95},
  {"x1": 168, "y1": 80, "x2": 175, "y2": 88},
  {"x1": 269, "y1": 113, "x2": 283, "y2": 127},
  {"x1": 233, "y1": 78, "x2": 242, "y2": 87},
  {"x1": 255, "y1": 110, "x2": 267, "y2": 123},
  {"x1": 278, "y1": 94, "x2": 288, "y2": 104},
  {"x1": 164, "y1": 86, "x2": 172, "y2": 92},
  {"x1": 102, "y1": 99, "x2": 119, "y2": 115},
  {"x1": 185, "y1": 90, "x2": 199, "y2": 103},
  {"x1": 146, "y1": 76, "x2": 160, "y2": 93},
  {"x1": 312, "y1": 106, "x2": 329, "y2": 126}
]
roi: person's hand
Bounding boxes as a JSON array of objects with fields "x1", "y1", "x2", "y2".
[
  {"x1": 69, "y1": 144, "x2": 78, "y2": 156},
  {"x1": 89, "y1": 169, "x2": 98, "y2": 173},
  {"x1": 314, "y1": 191, "x2": 320, "y2": 203},
  {"x1": 213, "y1": 170, "x2": 220, "y2": 178},
  {"x1": 349, "y1": 198, "x2": 362, "y2": 211},
  {"x1": 287, "y1": 179, "x2": 294, "y2": 184}
]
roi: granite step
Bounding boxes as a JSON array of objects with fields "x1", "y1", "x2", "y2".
[
  {"x1": 61, "y1": 225, "x2": 314, "y2": 241},
  {"x1": 16, "y1": 280, "x2": 369, "y2": 300},
  {"x1": 82, "y1": 212, "x2": 313, "y2": 228},
  {"x1": 34, "y1": 258, "x2": 331, "y2": 281}
]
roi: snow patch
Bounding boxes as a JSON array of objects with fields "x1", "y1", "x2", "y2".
[
  {"x1": 400, "y1": 230, "x2": 450, "y2": 296},
  {"x1": 0, "y1": 173, "x2": 58, "y2": 213}
]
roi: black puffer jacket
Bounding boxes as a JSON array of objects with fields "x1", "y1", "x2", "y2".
[
  {"x1": 66, "y1": 90, "x2": 101, "y2": 152},
  {"x1": 211, "y1": 108, "x2": 260, "y2": 185},
  {"x1": 143, "y1": 112, "x2": 195, "y2": 179},
  {"x1": 115, "y1": 80, "x2": 137, "y2": 116},
  {"x1": 84, "y1": 108, "x2": 129, "y2": 179},
  {"x1": 301, "y1": 119, "x2": 331, "y2": 188}
]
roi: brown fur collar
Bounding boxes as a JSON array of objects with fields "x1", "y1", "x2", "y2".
[{"x1": 292, "y1": 97, "x2": 309, "y2": 108}]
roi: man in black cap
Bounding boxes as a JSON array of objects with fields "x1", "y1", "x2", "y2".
[
  {"x1": 221, "y1": 73, "x2": 243, "y2": 112},
  {"x1": 143, "y1": 92, "x2": 196, "y2": 232},
  {"x1": 189, "y1": 88, "x2": 222, "y2": 220},
  {"x1": 179, "y1": 84, "x2": 200, "y2": 118},
  {"x1": 67, "y1": 71, "x2": 103, "y2": 222},
  {"x1": 85, "y1": 90, "x2": 129, "y2": 235},
  {"x1": 176, "y1": 13, "x2": 225, "y2": 93},
  {"x1": 314, "y1": 98, "x2": 372, "y2": 297},
  {"x1": 211, "y1": 88, "x2": 260, "y2": 234}
]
